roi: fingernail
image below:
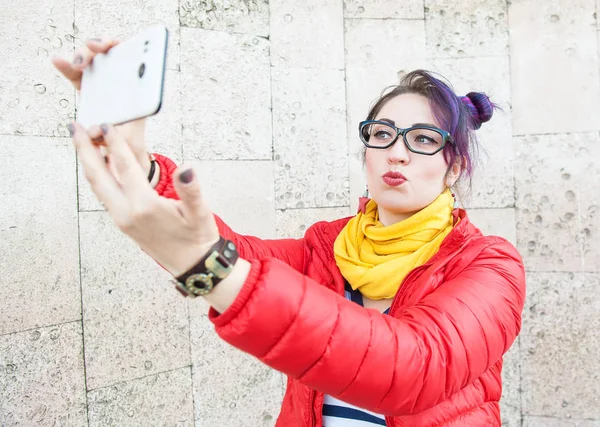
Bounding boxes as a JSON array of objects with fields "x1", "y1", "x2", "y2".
[
  {"x1": 74, "y1": 55, "x2": 83, "y2": 64},
  {"x1": 89, "y1": 37, "x2": 103, "y2": 42},
  {"x1": 67, "y1": 123, "x2": 75, "y2": 137},
  {"x1": 180, "y1": 169, "x2": 194, "y2": 184},
  {"x1": 100, "y1": 123, "x2": 109, "y2": 135}
]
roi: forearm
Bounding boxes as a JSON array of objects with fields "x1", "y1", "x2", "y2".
[{"x1": 201, "y1": 258, "x2": 251, "y2": 314}]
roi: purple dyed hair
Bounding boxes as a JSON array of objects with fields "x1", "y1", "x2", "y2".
[{"x1": 364, "y1": 70, "x2": 497, "y2": 186}]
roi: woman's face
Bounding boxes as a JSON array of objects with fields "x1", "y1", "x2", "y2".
[{"x1": 364, "y1": 93, "x2": 459, "y2": 226}]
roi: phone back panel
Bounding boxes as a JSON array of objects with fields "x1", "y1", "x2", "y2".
[{"x1": 78, "y1": 25, "x2": 168, "y2": 128}]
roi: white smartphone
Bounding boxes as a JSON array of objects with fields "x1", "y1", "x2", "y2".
[{"x1": 77, "y1": 24, "x2": 168, "y2": 128}]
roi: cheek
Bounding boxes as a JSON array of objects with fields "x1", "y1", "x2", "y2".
[
  {"x1": 416, "y1": 156, "x2": 448, "y2": 182},
  {"x1": 364, "y1": 151, "x2": 380, "y2": 181}
]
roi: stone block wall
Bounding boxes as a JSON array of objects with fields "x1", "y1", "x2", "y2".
[{"x1": 1, "y1": 0, "x2": 598, "y2": 425}]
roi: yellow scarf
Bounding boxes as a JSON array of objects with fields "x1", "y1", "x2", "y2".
[{"x1": 333, "y1": 189, "x2": 455, "y2": 300}]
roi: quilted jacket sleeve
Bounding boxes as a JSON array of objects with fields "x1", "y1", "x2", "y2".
[
  {"x1": 208, "y1": 238, "x2": 526, "y2": 416},
  {"x1": 153, "y1": 153, "x2": 306, "y2": 272}
]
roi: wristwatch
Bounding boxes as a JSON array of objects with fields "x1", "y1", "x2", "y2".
[{"x1": 173, "y1": 237, "x2": 239, "y2": 298}]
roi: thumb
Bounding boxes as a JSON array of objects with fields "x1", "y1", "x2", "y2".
[{"x1": 173, "y1": 166, "x2": 213, "y2": 225}]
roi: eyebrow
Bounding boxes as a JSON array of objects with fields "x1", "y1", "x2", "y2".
[{"x1": 378, "y1": 118, "x2": 438, "y2": 128}]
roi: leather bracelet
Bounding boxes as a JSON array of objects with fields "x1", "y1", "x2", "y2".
[{"x1": 173, "y1": 237, "x2": 239, "y2": 298}]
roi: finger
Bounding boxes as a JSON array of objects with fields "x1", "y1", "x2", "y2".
[
  {"x1": 71, "y1": 45, "x2": 95, "y2": 71},
  {"x1": 69, "y1": 122, "x2": 128, "y2": 215},
  {"x1": 172, "y1": 166, "x2": 215, "y2": 227},
  {"x1": 100, "y1": 123, "x2": 152, "y2": 200},
  {"x1": 51, "y1": 56, "x2": 83, "y2": 89},
  {"x1": 86, "y1": 37, "x2": 121, "y2": 53},
  {"x1": 86, "y1": 125, "x2": 106, "y2": 145}
]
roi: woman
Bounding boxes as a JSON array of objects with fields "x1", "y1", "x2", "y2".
[{"x1": 53, "y1": 38, "x2": 526, "y2": 426}]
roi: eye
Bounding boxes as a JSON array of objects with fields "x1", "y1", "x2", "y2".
[
  {"x1": 374, "y1": 129, "x2": 393, "y2": 139},
  {"x1": 360, "y1": 122, "x2": 397, "y2": 145},
  {"x1": 414, "y1": 134, "x2": 439, "y2": 144},
  {"x1": 370, "y1": 123, "x2": 396, "y2": 140}
]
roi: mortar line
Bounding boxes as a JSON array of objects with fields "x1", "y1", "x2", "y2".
[
  {"x1": 577, "y1": 190, "x2": 585, "y2": 271},
  {"x1": 513, "y1": 131, "x2": 598, "y2": 137},
  {"x1": 71, "y1": 5, "x2": 91, "y2": 426},
  {"x1": 516, "y1": 334, "x2": 524, "y2": 427},
  {"x1": 525, "y1": 413, "x2": 600, "y2": 422},
  {"x1": 75, "y1": 84, "x2": 92, "y2": 427},
  {"x1": 344, "y1": 17, "x2": 428, "y2": 21},
  {"x1": 267, "y1": 1, "x2": 279, "y2": 244},
  {"x1": 176, "y1": 2, "x2": 196, "y2": 423},
  {"x1": 524, "y1": 270, "x2": 599, "y2": 274},
  {"x1": 85, "y1": 364, "x2": 193, "y2": 393},
  {"x1": 342, "y1": 4, "x2": 354, "y2": 211},
  {"x1": 505, "y1": 3, "x2": 523, "y2": 423},
  {"x1": 276, "y1": 204, "x2": 351, "y2": 212},
  {"x1": 466, "y1": 207, "x2": 516, "y2": 211},
  {"x1": 269, "y1": 0, "x2": 289, "y2": 385},
  {"x1": 267, "y1": 0, "x2": 286, "y2": 400},
  {"x1": 0, "y1": 319, "x2": 82, "y2": 338},
  {"x1": 178, "y1": 10, "x2": 185, "y2": 165},
  {"x1": 178, "y1": 26, "x2": 272, "y2": 38},
  {"x1": 0, "y1": 132, "x2": 72, "y2": 138},
  {"x1": 423, "y1": 1, "x2": 430, "y2": 59},
  {"x1": 181, "y1": 158, "x2": 277, "y2": 163},
  {"x1": 186, "y1": 299, "x2": 197, "y2": 423}
]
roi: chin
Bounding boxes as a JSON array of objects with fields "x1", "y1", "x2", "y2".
[
  {"x1": 374, "y1": 193, "x2": 417, "y2": 213},
  {"x1": 382, "y1": 203, "x2": 419, "y2": 216}
]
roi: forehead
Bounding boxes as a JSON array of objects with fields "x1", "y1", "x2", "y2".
[{"x1": 375, "y1": 93, "x2": 439, "y2": 128}]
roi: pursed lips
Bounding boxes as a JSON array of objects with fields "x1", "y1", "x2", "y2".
[{"x1": 382, "y1": 171, "x2": 408, "y2": 186}]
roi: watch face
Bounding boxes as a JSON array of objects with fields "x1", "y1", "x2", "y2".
[{"x1": 186, "y1": 273, "x2": 214, "y2": 296}]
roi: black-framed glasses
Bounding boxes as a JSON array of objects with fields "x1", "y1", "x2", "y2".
[{"x1": 358, "y1": 120, "x2": 453, "y2": 155}]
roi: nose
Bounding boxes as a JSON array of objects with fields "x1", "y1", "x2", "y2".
[{"x1": 387, "y1": 136, "x2": 410, "y2": 165}]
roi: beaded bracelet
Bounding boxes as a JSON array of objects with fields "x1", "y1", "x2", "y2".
[
  {"x1": 104, "y1": 153, "x2": 157, "y2": 183},
  {"x1": 147, "y1": 153, "x2": 156, "y2": 182}
]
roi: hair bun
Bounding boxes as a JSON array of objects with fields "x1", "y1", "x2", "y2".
[{"x1": 460, "y1": 92, "x2": 494, "y2": 129}]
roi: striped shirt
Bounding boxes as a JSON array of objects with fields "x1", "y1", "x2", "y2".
[{"x1": 322, "y1": 283, "x2": 389, "y2": 427}]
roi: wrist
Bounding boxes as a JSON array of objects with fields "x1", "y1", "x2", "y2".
[
  {"x1": 172, "y1": 237, "x2": 242, "y2": 303},
  {"x1": 140, "y1": 152, "x2": 152, "y2": 177},
  {"x1": 170, "y1": 236, "x2": 250, "y2": 314}
]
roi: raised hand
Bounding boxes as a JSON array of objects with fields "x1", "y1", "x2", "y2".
[{"x1": 52, "y1": 37, "x2": 151, "y2": 176}]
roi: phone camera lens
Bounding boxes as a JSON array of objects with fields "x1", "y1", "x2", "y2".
[{"x1": 138, "y1": 63, "x2": 146, "y2": 78}]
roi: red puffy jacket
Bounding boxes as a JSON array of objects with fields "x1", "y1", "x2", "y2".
[{"x1": 155, "y1": 154, "x2": 526, "y2": 426}]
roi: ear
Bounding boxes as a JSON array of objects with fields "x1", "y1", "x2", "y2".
[{"x1": 445, "y1": 157, "x2": 464, "y2": 187}]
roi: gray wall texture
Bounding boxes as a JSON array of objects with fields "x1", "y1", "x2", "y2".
[{"x1": 0, "y1": 0, "x2": 599, "y2": 426}]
